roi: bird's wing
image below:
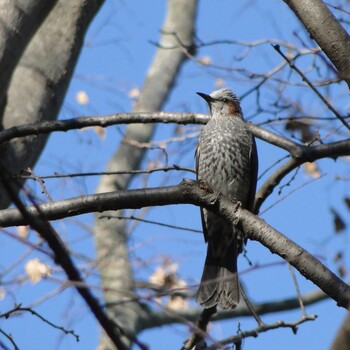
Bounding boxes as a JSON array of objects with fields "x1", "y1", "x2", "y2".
[
  {"x1": 195, "y1": 143, "x2": 209, "y2": 242},
  {"x1": 247, "y1": 136, "x2": 259, "y2": 214}
]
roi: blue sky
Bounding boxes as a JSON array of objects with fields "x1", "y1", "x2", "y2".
[{"x1": 1, "y1": 1, "x2": 349, "y2": 349}]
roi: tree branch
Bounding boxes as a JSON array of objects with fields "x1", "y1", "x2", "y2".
[
  {"x1": 272, "y1": 44, "x2": 350, "y2": 131},
  {"x1": 283, "y1": 0, "x2": 350, "y2": 88},
  {"x1": 255, "y1": 138, "x2": 350, "y2": 212},
  {"x1": 0, "y1": 180, "x2": 349, "y2": 309},
  {"x1": 0, "y1": 304, "x2": 79, "y2": 342},
  {"x1": 207, "y1": 314, "x2": 316, "y2": 349},
  {"x1": 331, "y1": 311, "x2": 350, "y2": 350},
  {"x1": 141, "y1": 286, "x2": 329, "y2": 330},
  {"x1": 0, "y1": 111, "x2": 315, "y2": 157},
  {"x1": 0, "y1": 165, "x2": 130, "y2": 350}
]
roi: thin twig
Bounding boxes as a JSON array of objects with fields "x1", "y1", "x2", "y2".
[
  {"x1": 20, "y1": 168, "x2": 54, "y2": 202},
  {"x1": 288, "y1": 265, "x2": 307, "y2": 317},
  {"x1": 0, "y1": 110, "x2": 308, "y2": 157},
  {"x1": 0, "y1": 328, "x2": 19, "y2": 350},
  {"x1": 0, "y1": 179, "x2": 350, "y2": 309},
  {"x1": 260, "y1": 173, "x2": 325, "y2": 215},
  {"x1": 99, "y1": 214, "x2": 202, "y2": 233},
  {"x1": 207, "y1": 315, "x2": 317, "y2": 349},
  {"x1": 0, "y1": 228, "x2": 53, "y2": 258},
  {"x1": 0, "y1": 164, "x2": 131, "y2": 350},
  {"x1": 1, "y1": 304, "x2": 79, "y2": 341},
  {"x1": 182, "y1": 306, "x2": 217, "y2": 350},
  {"x1": 272, "y1": 44, "x2": 350, "y2": 131},
  {"x1": 16, "y1": 165, "x2": 196, "y2": 180}
]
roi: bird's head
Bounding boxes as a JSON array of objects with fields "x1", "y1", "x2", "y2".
[{"x1": 197, "y1": 88, "x2": 242, "y2": 118}]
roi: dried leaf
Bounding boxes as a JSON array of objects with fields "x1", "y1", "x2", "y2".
[
  {"x1": 333, "y1": 251, "x2": 343, "y2": 263},
  {"x1": 94, "y1": 126, "x2": 106, "y2": 140},
  {"x1": 149, "y1": 266, "x2": 166, "y2": 286},
  {"x1": 285, "y1": 119, "x2": 314, "y2": 143},
  {"x1": 128, "y1": 87, "x2": 140, "y2": 98},
  {"x1": 198, "y1": 56, "x2": 211, "y2": 65},
  {"x1": 303, "y1": 162, "x2": 321, "y2": 178},
  {"x1": 215, "y1": 78, "x2": 225, "y2": 88},
  {"x1": 149, "y1": 259, "x2": 188, "y2": 293},
  {"x1": 25, "y1": 258, "x2": 51, "y2": 284},
  {"x1": 149, "y1": 262, "x2": 178, "y2": 288},
  {"x1": 147, "y1": 160, "x2": 162, "y2": 170},
  {"x1": 0, "y1": 286, "x2": 5, "y2": 300},
  {"x1": 167, "y1": 295, "x2": 189, "y2": 310},
  {"x1": 17, "y1": 225, "x2": 29, "y2": 239},
  {"x1": 338, "y1": 265, "x2": 347, "y2": 278},
  {"x1": 76, "y1": 90, "x2": 89, "y2": 105},
  {"x1": 330, "y1": 208, "x2": 346, "y2": 233}
]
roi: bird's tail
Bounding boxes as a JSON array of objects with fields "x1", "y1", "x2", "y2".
[{"x1": 196, "y1": 239, "x2": 240, "y2": 309}]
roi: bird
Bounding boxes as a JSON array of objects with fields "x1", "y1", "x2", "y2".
[{"x1": 195, "y1": 87, "x2": 258, "y2": 309}]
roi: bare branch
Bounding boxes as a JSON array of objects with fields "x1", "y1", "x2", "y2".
[
  {"x1": 0, "y1": 113, "x2": 207, "y2": 144},
  {"x1": 0, "y1": 304, "x2": 79, "y2": 342},
  {"x1": 99, "y1": 214, "x2": 202, "y2": 233},
  {"x1": 283, "y1": 0, "x2": 350, "y2": 88},
  {"x1": 0, "y1": 328, "x2": 19, "y2": 350},
  {"x1": 16, "y1": 165, "x2": 195, "y2": 180},
  {"x1": 207, "y1": 314, "x2": 317, "y2": 349},
  {"x1": 0, "y1": 179, "x2": 349, "y2": 309},
  {"x1": 0, "y1": 111, "x2": 307, "y2": 158},
  {"x1": 182, "y1": 307, "x2": 217, "y2": 350},
  {"x1": 255, "y1": 138, "x2": 350, "y2": 211},
  {"x1": 0, "y1": 166, "x2": 131, "y2": 350},
  {"x1": 93, "y1": 286, "x2": 331, "y2": 330},
  {"x1": 272, "y1": 44, "x2": 350, "y2": 131}
]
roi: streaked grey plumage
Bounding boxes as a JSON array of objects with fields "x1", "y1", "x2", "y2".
[{"x1": 196, "y1": 88, "x2": 258, "y2": 309}]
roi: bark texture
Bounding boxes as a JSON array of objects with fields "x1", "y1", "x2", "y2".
[
  {"x1": 283, "y1": 0, "x2": 350, "y2": 88},
  {"x1": 0, "y1": 0, "x2": 105, "y2": 208},
  {"x1": 331, "y1": 312, "x2": 350, "y2": 350},
  {"x1": 0, "y1": 0, "x2": 58, "y2": 119}
]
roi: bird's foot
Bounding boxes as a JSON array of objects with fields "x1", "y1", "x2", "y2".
[
  {"x1": 233, "y1": 201, "x2": 242, "y2": 213},
  {"x1": 233, "y1": 200, "x2": 242, "y2": 213},
  {"x1": 197, "y1": 179, "x2": 214, "y2": 194},
  {"x1": 232, "y1": 200, "x2": 242, "y2": 225}
]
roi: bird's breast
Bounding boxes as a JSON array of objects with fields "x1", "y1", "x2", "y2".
[{"x1": 197, "y1": 117, "x2": 253, "y2": 203}]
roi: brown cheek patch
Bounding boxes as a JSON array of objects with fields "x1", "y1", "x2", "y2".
[{"x1": 228, "y1": 101, "x2": 240, "y2": 115}]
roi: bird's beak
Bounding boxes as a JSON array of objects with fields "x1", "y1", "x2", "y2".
[{"x1": 196, "y1": 92, "x2": 214, "y2": 103}]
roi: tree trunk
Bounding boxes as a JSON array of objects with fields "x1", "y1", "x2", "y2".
[
  {"x1": 283, "y1": 0, "x2": 350, "y2": 88},
  {"x1": 94, "y1": 0, "x2": 198, "y2": 348},
  {"x1": 0, "y1": 0, "x2": 105, "y2": 208}
]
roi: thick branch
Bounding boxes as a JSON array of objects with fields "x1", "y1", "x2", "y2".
[
  {"x1": 0, "y1": 0, "x2": 58, "y2": 120},
  {"x1": 331, "y1": 312, "x2": 350, "y2": 350},
  {"x1": 0, "y1": 113, "x2": 208, "y2": 144},
  {"x1": 0, "y1": 180, "x2": 349, "y2": 309},
  {"x1": 0, "y1": 184, "x2": 196, "y2": 227},
  {"x1": 141, "y1": 287, "x2": 328, "y2": 330},
  {"x1": 0, "y1": 112, "x2": 312, "y2": 157},
  {"x1": 283, "y1": 0, "x2": 350, "y2": 88}
]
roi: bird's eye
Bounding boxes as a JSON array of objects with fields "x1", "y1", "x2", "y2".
[{"x1": 222, "y1": 98, "x2": 229, "y2": 103}]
